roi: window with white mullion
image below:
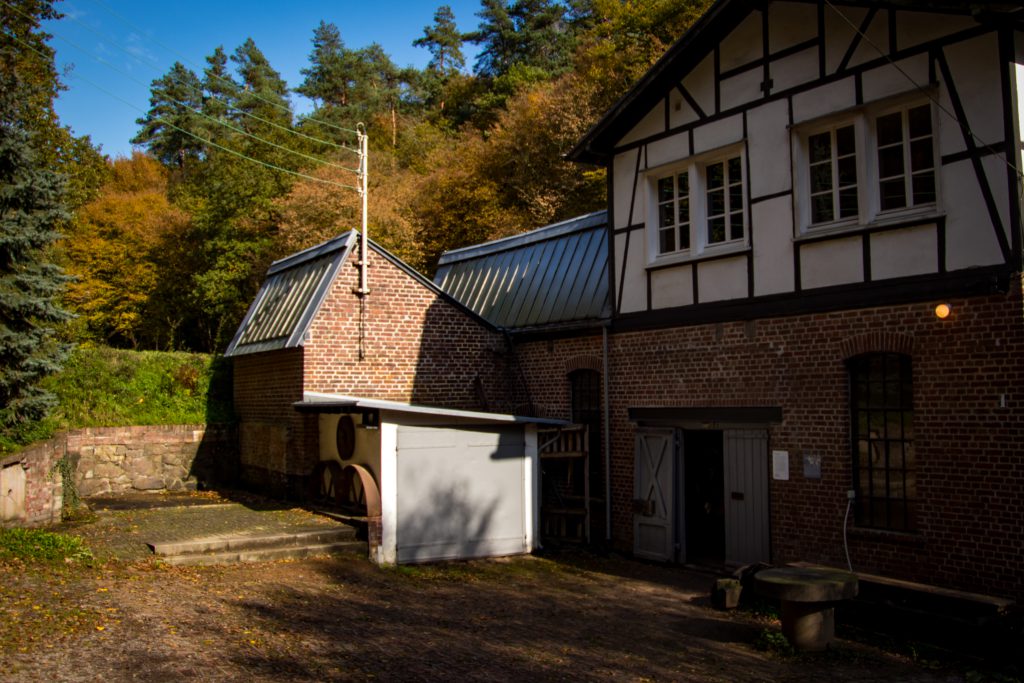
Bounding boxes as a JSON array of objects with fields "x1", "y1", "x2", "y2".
[
  {"x1": 808, "y1": 124, "x2": 858, "y2": 225},
  {"x1": 706, "y1": 156, "x2": 744, "y2": 245},
  {"x1": 656, "y1": 172, "x2": 690, "y2": 255},
  {"x1": 877, "y1": 104, "x2": 935, "y2": 212}
]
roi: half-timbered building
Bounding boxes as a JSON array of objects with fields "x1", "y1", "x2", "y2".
[{"x1": 546, "y1": 0, "x2": 1024, "y2": 599}]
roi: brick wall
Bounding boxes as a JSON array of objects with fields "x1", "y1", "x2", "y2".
[
  {"x1": 303, "y1": 246, "x2": 511, "y2": 411},
  {"x1": 232, "y1": 348, "x2": 311, "y2": 495},
  {"x1": 1, "y1": 438, "x2": 63, "y2": 527},
  {"x1": 515, "y1": 281, "x2": 1024, "y2": 601},
  {"x1": 231, "y1": 244, "x2": 515, "y2": 495}
]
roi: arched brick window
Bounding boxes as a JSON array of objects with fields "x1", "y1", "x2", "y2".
[{"x1": 848, "y1": 353, "x2": 915, "y2": 531}]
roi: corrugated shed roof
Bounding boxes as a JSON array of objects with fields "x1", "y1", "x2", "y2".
[
  {"x1": 434, "y1": 211, "x2": 610, "y2": 330},
  {"x1": 224, "y1": 232, "x2": 356, "y2": 357}
]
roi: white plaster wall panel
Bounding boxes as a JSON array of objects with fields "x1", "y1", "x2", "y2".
[
  {"x1": 870, "y1": 225, "x2": 938, "y2": 281},
  {"x1": 720, "y1": 12, "x2": 763, "y2": 73},
  {"x1": 720, "y1": 68, "x2": 764, "y2": 112},
  {"x1": 618, "y1": 230, "x2": 648, "y2": 313},
  {"x1": 692, "y1": 114, "x2": 744, "y2": 155},
  {"x1": 982, "y1": 153, "x2": 1012, "y2": 255},
  {"x1": 941, "y1": 35, "x2": 1003, "y2": 160},
  {"x1": 847, "y1": 10, "x2": 892, "y2": 70},
  {"x1": 746, "y1": 99, "x2": 791, "y2": 198},
  {"x1": 681, "y1": 53, "x2": 716, "y2": 120},
  {"x1": 1017, "y1": 61, "x2": 1024, "y2": 172},
  {"x1": 613, "y1": 150, "x2": 643, "y2": 228},
  {"x1": 752, "y1": 196, "x2": 795, "y2": 296},
  {"x1": 769, "y1": 47, "x2": 819, "y2": 95},
  {"x1": 668, "y1": 87, "x2": 700, "y2": 128},
  {"x1": 696, "y1": 256, "x2": 748, "y2": 303},
  {"x1": 650, "y1": 265, "x2": 694, "y2": 309},
  {"x1": 942, "y1": 161, "x2": 1004, "y2": 270},
  {"x1": 824, "y1": 6, "x2": 868, "y2": 75},
  {"x1": 791, "y1": 77, "x2": 856, "y2": 124},
  {"x1": 896, "y1": 11, "x2": 974, "y2": 52},
  {"x1": 800, "y1": 236, "x2": 864, "y2": 289},
  {"x1": 768, "y1": 2, "x2": 817, "y2": 53},
  {"x1": 618, "y1": 102, "x2": 665, "y2": 147},
  {"x1": 646, "y1": 130, "x2": 690, "y2": 169},
  {"x1": 860, "y1": 54, "x2": 929, "y2": 104}
]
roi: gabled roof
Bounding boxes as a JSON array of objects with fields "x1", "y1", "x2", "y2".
[
  {"x1": 225, "y1": 233, "x2": 356, "y2": 357},
  {"x1": 434, "y1": 211, "x2": 610, "y2": 331},
  {"x1": 568, "y1": 0, "x2": 1020, "y2": 165}
]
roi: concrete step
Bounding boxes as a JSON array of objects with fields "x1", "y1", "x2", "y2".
[
  {"x1": 158, "y1": 539, "x2": 365, "y2": 566},
  {"x1": 149, "y1": 526, "x2": 358, "y2": 557}
]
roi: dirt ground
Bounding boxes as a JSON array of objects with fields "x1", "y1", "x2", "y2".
[{"x1": 0, "y1": 501, "x2": 975, "y2": 682}]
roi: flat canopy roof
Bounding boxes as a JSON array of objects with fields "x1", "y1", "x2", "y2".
[{"x1": 295, "y1": 392, "x2": 569, "y2": 426}]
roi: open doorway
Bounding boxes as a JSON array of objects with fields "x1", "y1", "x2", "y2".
[{"x1": 683, "y1": 429, "x2": 724, "y2": 566}]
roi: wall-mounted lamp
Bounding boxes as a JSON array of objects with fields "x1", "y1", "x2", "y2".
[{"x1": 934, "y1": 303, "x2": 952, "y2": 320}]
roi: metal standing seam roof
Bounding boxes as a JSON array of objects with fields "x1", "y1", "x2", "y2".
[
  {"x1": 224, "y1": 232, "x2": 357, "y2": 357},
  {"x1": 433, "y1": 211, "x2": 610, "y2": 330}
]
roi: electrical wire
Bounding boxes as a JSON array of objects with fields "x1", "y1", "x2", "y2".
[
  {"x1": 79, "y1": 0, "x2": 363, "y2": 139},
  {"x1": 38, "y1": 22, "x2": 359, "y2": 173},
  {"x1": 5, "y1": 25, "x2": 361, "y2": 192},
  {"x1": 823, "y1": 0, "x2": 1022, "y2": 180},
  {"x1": 3, "y1": 0, "x2": 361, "y2": 161}
]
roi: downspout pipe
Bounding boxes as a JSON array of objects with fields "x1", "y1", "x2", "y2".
[{"x1": 602, "y1": 321, "x2": 612, "y2": 542}]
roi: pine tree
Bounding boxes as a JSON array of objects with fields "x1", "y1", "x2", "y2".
[
  {"x1": 414, "y1": 6, "x2": 466, "y2": 78},
  {"x1": 0, "y1": 80, "x2": 71, "y2": 428},
  {"x1": 414, "y1": 5, "x2": 466, "y2": 112},
  {"x1": 130, "y1": 62, "x2": 205, "y2": 169}
]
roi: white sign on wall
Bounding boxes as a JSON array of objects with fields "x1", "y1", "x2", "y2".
[{"x1": 772, "y1": 450, "x2": 790, "y2": 480}]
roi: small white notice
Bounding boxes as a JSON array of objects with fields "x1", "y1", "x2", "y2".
[{"x1": 772, "y1": 450, "x2": 790, "y2": 480}]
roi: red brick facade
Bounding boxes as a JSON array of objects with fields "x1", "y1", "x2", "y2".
[
  {"x1": 303, "y1": 247, "x2": 512, "y2": 410},
  {"x1": 514, "y1": 279, "x2": 1024, "y2": 601},
  {"x1": 231, "y1": 244, "x2": 513, "y2": 495}
]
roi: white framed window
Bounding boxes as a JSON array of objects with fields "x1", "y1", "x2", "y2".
[
  {"x1": 794, "y1": 100, "x2": 938, "y2": 234},
  {"x1": 874, "y1": 103, "x2": 936, "y2": 213},
  {"x1": 647, "y1": 145, "x2": 747, "y2": 263}
]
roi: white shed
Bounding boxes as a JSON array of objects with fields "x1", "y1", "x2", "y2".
[{"x1": 296, "y1": 392, "x2": 567, "y2": 564}]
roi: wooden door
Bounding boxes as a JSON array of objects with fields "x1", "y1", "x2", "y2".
[
  {"x1": 633, "y1": 429, "x2": 676, "y2": 561},
  {"x1": 723, "y1": 429, "x2": 770, "y2": 566}
]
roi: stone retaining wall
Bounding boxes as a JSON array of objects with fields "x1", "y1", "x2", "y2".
[{"x1": 70, "y1": 424, "x2": 237, "y2": 498}]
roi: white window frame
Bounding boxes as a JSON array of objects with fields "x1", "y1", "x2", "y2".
[
  {"x1": 793, "y1": 98, "x2": 940, "y2": 237},
  {"x1": 645, "y1": 143, "x2": 748, "y2": 266}
]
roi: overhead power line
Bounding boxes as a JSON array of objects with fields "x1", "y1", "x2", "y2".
[
  {"x1": 2, "y1": 0, "x2": 361, "y2": 160},
  {"x1": 39, "y1": 22, "x2": 359, "y2": 174},
  {"x1": 823, "y1": 0, "x2": 1021, "y2": 180},
  {"x1": 81, "y1": 0, "x2": 364, "y2": 139},
  {"x1": 3, "y1": 28, "x2": 361, "y2": 193}
]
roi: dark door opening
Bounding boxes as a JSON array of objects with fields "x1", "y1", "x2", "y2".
[{"x1": 683, "y1": 429, "x2": 725, "y2": 565}]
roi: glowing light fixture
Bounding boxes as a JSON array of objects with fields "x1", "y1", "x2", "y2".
[{"x1": 934, "y1": 303, "x2": 952, "y2": 319}]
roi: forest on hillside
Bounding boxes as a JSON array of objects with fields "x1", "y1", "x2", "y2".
[{"x1": 2, "y1": 0, "x2": 712, "y2": 361}]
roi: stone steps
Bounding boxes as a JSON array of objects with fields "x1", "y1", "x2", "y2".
[{"x1": 149, "y1": 526, "x2": 364, "y2": 566}]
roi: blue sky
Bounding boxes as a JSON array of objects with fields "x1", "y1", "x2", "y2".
[{"x1": 45, "y1": 0, "x2": 485, "y2": 158}]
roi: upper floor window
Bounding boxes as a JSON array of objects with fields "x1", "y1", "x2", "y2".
[
  {"x1": 848, "y1": 353, "x2": 916, "y2": 532},
  {"x1": 876, "y1": 104, "x2": 936, "y2": 211},
  {"x1": 809, "y1": 124, "x2": 858, "y2": 224},
  {"x1": 796, "y1": 101, "x2": 938, "y2": 233},
  {"x1": 648, "y1": 145, "x2": 747, "y2": 262}
]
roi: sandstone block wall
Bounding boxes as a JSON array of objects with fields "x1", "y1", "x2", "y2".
[{"x1": 70, "y1": 424, "x2": 236, "y2": 497}]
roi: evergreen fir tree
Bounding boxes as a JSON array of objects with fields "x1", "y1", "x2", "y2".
[{"x1": 0, "y1": 79, "x2": 71, "y2": 429}]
